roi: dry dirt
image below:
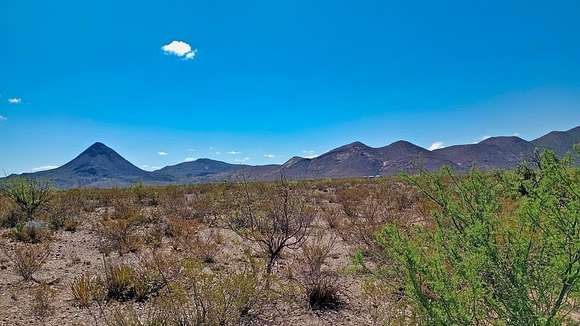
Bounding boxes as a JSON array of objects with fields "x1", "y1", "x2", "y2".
[{"x1": 0, "y1": 215, "x2": 376, "y2": 326}]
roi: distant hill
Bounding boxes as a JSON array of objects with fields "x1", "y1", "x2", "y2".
[
  {"x1": 434, "y1": 136, "x2": 537, "y2": 169},
  {"x1": 12, "y1": 142, "x2": 169, "y2": 188},
  {"x1": 151, "y1": 158, "x2": 248, "y2": 183},
  {"x1": 531, "y1": 126, "x2": 580, "y2": 157},
  {"x1": 3, "y1": 126, "x2": 579, "y2": 188}
]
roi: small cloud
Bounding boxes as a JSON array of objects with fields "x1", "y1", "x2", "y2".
[
  {"x1": 141, "y1": 165, "x2": 161, "y2": 171},
  {"x1": 31, "y1": 165, "x2": 58, "y2": 172},
  {"x1": 158, "y1": 151, "x2": 168, "y2": 156},
  {"x1": 302, "y1": 150, "x2": 317, "y2": 159},
  {"x1": 161, "y1": 41, "x2": 197, "y2": 60},
  {"x1": 264, "y1": 154, "x2": 275, "y2": 158},
  {"x1": 0, "y1": 115, "x2": 6, "y2": 121},
  {"x1": 215, "y1": 151, "x2": 222, "y2": 155},
  {"x1": 184, "y1": 157, "x2": 195, "y2": 162},
  {"x1": 234, "y1": 157, "x2": 251, "y2": 163},
  {"x1": 8, "y1": 98, "x2": 21, "y2": 104},
  {"x1": 226, "y1": 151, "x2": 241, "y2": 155},
  {"x1": 428, "y1": 141, "x2": 444, "y2": 151}
]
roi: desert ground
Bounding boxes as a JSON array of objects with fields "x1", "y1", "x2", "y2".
[{"x1": 1, "y1": 152, "x2": 578, "y2": 325}]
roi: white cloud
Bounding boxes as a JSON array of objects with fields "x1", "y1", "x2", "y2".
[
  {"x1": 512, "y1": 132, "x2": 520, "y2": 137},
  {"x1": 428, "y1": 141, "x2": 444, "y2": 151},
  {"x1": 264, "y1": 154, "x2": 275, "y2": 158},
  {"x1": 215, "y1": 151, "x2": 222, "y2": 155},
  {"x1": 234, "y1": 157, "x2": 251, "y2": 163},
  {"x1": 0, "y1": 115, "x2": 6, "y2": 121},
  {"x1": 8, "y1": 98, "x2": 21, "y2": 104},
  {"x1": 31, "y1": 165, "x2": 58, "y2": 172},
  {"x1": 141, "y1": 165, "x2": 162, "y2": 171},
  {"x1": 226, "y1": 151, "x2": 241, "y2": 155},
  {"x1": 184, "y1": 157, "x2": 195, "y2": 162},
  {"x1": 302, "y1": 150, "x2": 317, "y2": 159},
  {"x1": 161, "y1": 41, "x2": 197, "y2": 60},
  {"x1": 158, "y1": 151, "x2": 168, "y2": 156}
]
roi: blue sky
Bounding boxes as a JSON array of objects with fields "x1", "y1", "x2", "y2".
[{"x1": 1, "y1": 0, "x2": 580, "y2": 174}]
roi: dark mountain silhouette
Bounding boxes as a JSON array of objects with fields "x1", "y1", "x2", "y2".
[
  {"x1": 152, "y1": 158, "x2": 247, "y2": 183},
  {"x1": 3, "y1": 126, "x2": 579, "y2": 188},
  {"x1": 14, "y1": 142, "x2": 168, "y2": 188},
  {"x1": 531, "y1": 126, "x2": 580, "y2": 158},
  {"x1": 434, "y1": 136, "x2": 536, "y2": 169}
]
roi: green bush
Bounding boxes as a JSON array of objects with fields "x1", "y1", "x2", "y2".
[
  {"x1": 372, "y1": 150, "x2": 579, "y2": 325},
  {"x1": 0, "y1": 177, "x2": 53, "y2": 221}
]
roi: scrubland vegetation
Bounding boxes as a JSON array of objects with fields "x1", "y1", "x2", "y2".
[{"x1": 0, "y1": 149, "x2": 578, "y2": 325}]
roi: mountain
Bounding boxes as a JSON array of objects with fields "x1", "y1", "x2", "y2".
[
  {"x1": 271, "y1": 140, "x2": 462, "y2": 179},
  {"x1": 14, "y1": 142, "x2": 168, "y2": 188},
  {"x1": 531, "y1": 126, "x2": 580, "y2": 157},
  {"x1": 434, "y1": 136, "x2": 536, "y2": 169},
  {"x1": 151, "y1": 158, "x2": 247, "y2": 183},
  {"x1": 376, "y1": 140, "x2": 462, "y2": 174},
  {"x1": 3, "y1": 126, "x2": 579, "y2": 188}
]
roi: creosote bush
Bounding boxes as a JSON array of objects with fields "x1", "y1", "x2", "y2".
[
  {"x1": 227, "y1": 179, "x2": 314, "y2": 274},
  {"x1": 0, "y1": 177, "x2": 53, "y2": 221},
  {"x1": 32, "y1": 282, "x2": 56, "y2": 320},
  {"x1": 371, "y1": 150, "x2": 580, "y2": 325},
  {"x1": 96, "y1": 199, "x2": 146, "y2": 254},
  {"x1": 71, "y1": 252, "x2": 269, "y2": 325},
  {"x1": 298, "y1": 230, "x2": 342, "y2": 311},
  {"x1": 6, "y1": 243, "x2": 50, "y2": 281}
]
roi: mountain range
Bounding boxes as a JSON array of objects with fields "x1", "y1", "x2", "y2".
[{"x1": 5, "y1": 126, "x2": 579, "y2": 188}]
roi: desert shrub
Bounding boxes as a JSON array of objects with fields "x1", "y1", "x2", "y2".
[
  {"x1": 227, "y1": 179, "x2": 314, "y2": 273},
  {"x1": 103, "y1": 262, "x2": 137, "y2": 301},
  {"x1": 71, "y1": 273, "x2": 106, "y2": 308},
  {"x1": 74, "y1": 254, "x2": 267, "y2": 325},
  {"x1": 165, "y1": 216, "x2": 201, "y2": 238},
  {"x1": 130, "y1": 182, "x2": 159, "y2": 206},
  {"x1": 319, "y1": 204, "x2": 343, "y2": 229},
  {"x1": 335, "y1": 184, "x2": 394, "y2": 252},
  {"x1": 143, "y1": 223, "x2": 164, "y2": 249},
  {"x1": 8, "y1": 220, "x2": 52, "y2": 243},
  {"x1": 0, "y1": 196, "x2": 22, "y2": 228},
  {"x1": 372, "y1": 150, "x2": 580, "y2": 324},
  {"x1": 47, "y1": 191, "x2": 81, "y2": 231},
  {"x1": 102, "y1": 258, "x2": 168, "y2": 302},
  {"x1": 0, "y1": 177, "x2": 53, "y2": 221},
  {"x1": 136, "y1": 259, "x2": 266, "y2": 325},
  {"x1": 169, "y1": 225, "x2": 221, "y2": 264},
  {"x1": 6, "y1": 243, "x2": 50, "y2": 281},
  {"x1": 305, "y1": 272, "x2": 342, "y2": 311},
  {"x1": 72, "y1": 253, "x2": 175, "y2": 310},
  {"x1": 158, "y1": 188, "x2": 193, "y2": 220},
  {"x1": 96, "y1": 199, "x2": 146, "y2": 254},
  {"x1": 32, "y1": 282, "x2": 56, "y2": 320},
  {"x1": 297, "y1": 231, "x2": 342, "y2": 311},
  {"x1": 301, "y1": 230, "x2": 334, "y2": 275}
]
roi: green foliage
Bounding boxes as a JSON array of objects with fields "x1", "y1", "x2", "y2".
[
  {"x1": 0, "y1": 177, "x2": 53, "y2": 221},
  {"x1": 373, "y1": 150, "x2": 579, "y2": 325}
]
